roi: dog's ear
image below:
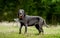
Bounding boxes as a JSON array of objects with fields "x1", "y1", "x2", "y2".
[
  {"x1": 23, "y1": 11, "x2": 26, "y2": 17},
  {"x1": 24, "y1": 11, "x2": 26, "y2": 17},
  {"x1": 17, "y1": 11, "x2": 19, "y2": 18}
]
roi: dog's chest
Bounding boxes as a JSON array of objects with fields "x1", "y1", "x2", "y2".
[{"x1": 19, "y1": 19, "x2": 25, "y2": 23}]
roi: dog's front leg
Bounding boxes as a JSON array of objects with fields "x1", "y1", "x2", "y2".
[
  {"x1": 19, "y1": 23, "x2": 23, "y2": 34},
  {"x1": 24, "y1": 24, "x2": 28, "y2": 34}
]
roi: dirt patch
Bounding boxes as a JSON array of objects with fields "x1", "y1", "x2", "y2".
[{"x1": 0, "y1": 22, "x2": 20, "y2": 27}]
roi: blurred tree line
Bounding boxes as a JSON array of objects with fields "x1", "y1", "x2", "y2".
[{"x1": 0, "y1": 0, "x2": 60, "y2": 25}]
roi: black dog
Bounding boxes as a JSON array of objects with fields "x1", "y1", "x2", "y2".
[{"x1": 18, "y1": 9, "x2": 48, "y2": 34}]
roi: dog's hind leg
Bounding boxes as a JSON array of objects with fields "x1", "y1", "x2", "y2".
[
  {"x1": 35, "y1": 24, "x2": 41, "y2": 34},
  {"x1": 39, "y1": 27, "x2": 44, "y2": 34}
]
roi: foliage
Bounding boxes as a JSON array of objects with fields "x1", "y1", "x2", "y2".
[{"x1": 0, "y1": 0, "x2": 60, "y2": 24}]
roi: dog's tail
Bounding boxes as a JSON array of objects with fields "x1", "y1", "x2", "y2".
[{"x1": 43, "y1": 20, "x2": 49, "y2": 28}]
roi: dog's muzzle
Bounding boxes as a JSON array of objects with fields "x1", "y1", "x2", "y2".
[{"x1": 19, "y1": 15, "x2": 22, "y2": 18}]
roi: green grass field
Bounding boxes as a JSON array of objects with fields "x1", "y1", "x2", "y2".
[{"x1": 0, "y1": 25, "x2": 60, "y2": 38}]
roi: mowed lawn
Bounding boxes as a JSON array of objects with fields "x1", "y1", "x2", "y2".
[{"x1": 0, "y1": 25, "x2": 60, "y2": 38}]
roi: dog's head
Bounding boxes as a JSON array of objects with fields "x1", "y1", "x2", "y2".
[{"x1": 18, "y1": 9, "x2": 25, "y2": 19}]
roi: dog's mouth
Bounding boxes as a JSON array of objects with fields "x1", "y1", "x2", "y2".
[{"x1": 19, "y1": 16, "x2": 22, "y2": 18}]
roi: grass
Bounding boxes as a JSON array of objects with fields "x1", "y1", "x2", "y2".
[{"x1": 0, "y1": 25, "x2": 60, "y2": 38}]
